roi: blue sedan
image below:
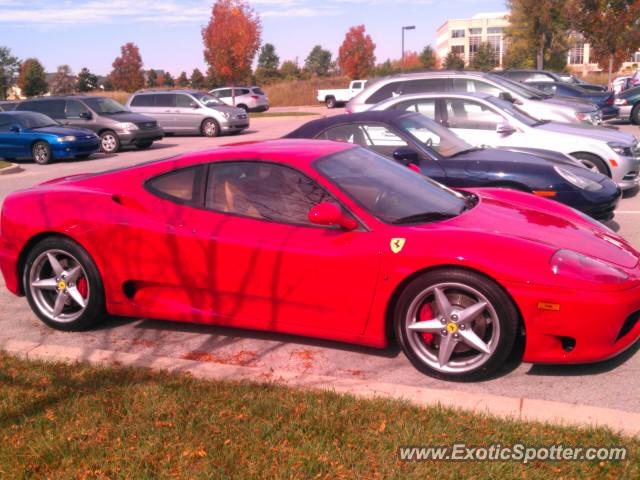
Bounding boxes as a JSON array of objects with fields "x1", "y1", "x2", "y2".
[{"x1": 0, "y1": 111, "x2": 100, "y2": 164}]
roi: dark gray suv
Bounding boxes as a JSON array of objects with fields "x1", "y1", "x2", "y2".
[{"x1": 17, "y1": 96, "x2": 164, "y2": 153}]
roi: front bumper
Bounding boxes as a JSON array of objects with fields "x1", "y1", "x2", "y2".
[
  {"x1": 51, "y1": 139, "x2": 100, "y2": 158},
  {"x1": 507, "y1": 281, "x2": 640, "y2": 364},
  {"x1": 610, "y1": 154, "x2": 640, "y2": 190},
  {"x1": 554, "y1": 184, "x2": 621, "y2": 221},
  {"x1": 118, "y1": 127, "x2": 164, "y2": 146},
  {"x1": 220, "y1": 117, "x2": 250, "y2": 132}
]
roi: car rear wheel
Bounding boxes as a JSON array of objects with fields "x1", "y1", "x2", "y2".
[
  {"x1": 325, "y1": 97, "x2": 337, "y2": 108},
  {"x1": 32, "y1": 142, "x2": 52, "y2": 165},
  {"x1": 100, "y1": 131, "x2": 120, "y2": 153},
  {"x1": 24, "y1": 237, "x2": 106, "y2": 331},
  {"x1": 201, "y1": 118, "x2": 220, "y2": 137},
  {"x1": 136, "y1": 141, "x2": 153, "y2": 149},
  {"x1": 394, "y1": 269, "x2": 519, "y2": 381},
  {"x1": 237, "y1": 104, "x2": 249, "y2": 112},
  {"x1": 631, "y1": 104, "x2": 640, "y2": 125},
  {"x1": 571, "y1": 152, "x2": 609, "y2": 177}
]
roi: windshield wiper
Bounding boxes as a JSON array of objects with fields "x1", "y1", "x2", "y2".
[
  {"x1": 532, "y1": 119, "x2": 551, "y2": 126},
  {"x1": 449, "y1": 147, "x2": 483, "y2": 157},
  {"x1": 392, "y1": 212, "x2": 458, "y2": 225}
]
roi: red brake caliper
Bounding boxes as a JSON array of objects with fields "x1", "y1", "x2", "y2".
[
  {"x1": 77, "y1": 276, "x2": 88, "y2": 298},
  {"x1": 419, "y1": 304, "x2": 434, "y2": 344}
]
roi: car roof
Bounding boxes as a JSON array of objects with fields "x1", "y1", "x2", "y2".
[
  {"x1": 132, "y1": 89, "x2": 204, "y2": 95},
  {"x1": 285, "y1": 110, "x2": 419, "y2": 137},
  {"x1": 379, "y1": 91, "x2": 494, "y2": 103}
]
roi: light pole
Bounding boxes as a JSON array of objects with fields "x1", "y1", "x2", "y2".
[{"x1": 401, "y1": 25, "x2": 416, "y2": 72}]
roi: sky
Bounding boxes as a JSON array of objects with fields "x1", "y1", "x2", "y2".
[{"x1": 0, "y1": 0, "x2": 506, "y2": 76}]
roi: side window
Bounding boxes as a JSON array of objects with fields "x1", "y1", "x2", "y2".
[
  {"x1": 65, "y1": 100, "x2": 90, "y2": 119},
  {"x1": 154, "y1": 94, "x2": 175, "y2": 107},
  {"x1": 392, "y1": 99, "x2": 437, "y2": 119},
  {"x1": 352, "y1": 82, "x2": 362, "y2": 89},
  {"x1": 527, "y1": 73, "x2": 554, "y2": 82},
  {"x1": 535, "y1": 84, "x2": 555, "y2": 93},
  {"x1": 445, "y1": 99, "x2": 503, "y2": 130},
  {"x1": 205, "y1": 162, "x2": 337, "y2": 226},
  {"x1": 130, "y1": 95, "x2": 154, "y2": 107},
  {"x1": 365, "y1": 81, "x2": 403, "y2": 104},
  {"x1": 0, "y1": 115, "x2": 11, "y2": 131},
  {"x1": 219, "y1": 89, "x2": 232, "y2": 98},
  {"x1": 452, "y1": 79, "x2": 501, "y2": 96},
  {"x1": 147, "y1": 165, "x2": 206, "y2": 204},
  {"x1": 176, "y1": 94, "x2": 197, "y2": 108},
  {"x1": 402, "y1": 79, "x2": 446, "y2": 95},
  {"x1": 236, "y1": 89, "x2": 250, "y2": 96},
  {"x1": 19, "y1": 100, "x2": 65, "y2": 119}
]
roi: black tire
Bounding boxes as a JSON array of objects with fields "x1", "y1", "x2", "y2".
[
  {"x1": 76, "y1": 154, "x2": 91, "y2": 160},
  {"x1": 571, "y1": 152, "x2": 609, "y2": 177},
  {"x1": 99, "y1": 131, "x2": 120, "y2": 153},
  {"x1": 136, "y1": 141, "x2": 154, "y2": 149},
  {"x1": 394, "y1": 269, "x2": 519, "y2": 381},
  {"x1": 32, "y1": 141, "x2": 52, "y2": 165},
  {"x1": 201, "y1": 118, "x2": 220, "y2": 137},
  {"x1": 237, "y1": 104, "x2": 249, "y2": 112},
  {"x1": 23, "y1": 236, "x2": 106, "y2": 332},
  {"x1": 631, "y1": 104, "x2": 640, "y2": 125},
  {"x1": 325, "y1": 96, "x2": 337, "y2": 109}
]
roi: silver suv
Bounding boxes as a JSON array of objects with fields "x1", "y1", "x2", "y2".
[
  {"x1": 127, "y1": 89, "x2": 249, "y2": 137},
  {"x1": 347, "y1": 71, "x2": 602, "y2": 125},
  {"x1": 210, "y1": 86, "x2": 269, "y2": 112}
]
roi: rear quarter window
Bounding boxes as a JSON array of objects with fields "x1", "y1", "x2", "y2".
[
  {"x1": 130, "y1": 95, "x2": 154, "y2": 107},
  {"x1": 365, "y1": 81, "x2": 403, "y2": 104},
  {"x1": 18, "y1": 100, "x2": 66, "y2": 119},
  {"x1": 146, "y1": 165, "x2": 207, "y2": 205}
]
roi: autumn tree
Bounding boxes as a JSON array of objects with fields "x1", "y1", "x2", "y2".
[
  {"x1": 305, "y1": 45, "x2": 332, "y2": 76},
  {"x1": 470, "y1": 43, "x2": 497, "y2": 71},
  {"x1": 570, "y1": 0, "x2": 640, "y2": 84},
  {"x1": 443, "y1": 50, "x2": 465, "y2": 70},
  {"x1": 178, "y1": 71, "x2": 189, "y2": 87},
  {"x1": 110, "y1": 42, "x2": 144, "y2": 92},
  {"x1": 17, "y1": 58, "x2": 47, "y2": 97},
  {"x1": 280, "y1": 60, "x2": 300, "y2": 80},
  {"x1": 419, "y1": 45, "x2": 437, "y2": 69},
  {"x1": 506, "y1": 0, "x2": 569, "y2": 70},
  {"x1": 255, "y1": 43, "x2": 280, "y2": 83},
  {"x1": 146, "y1": 70, "x2": 158, "y2": 88},
  {"x1": 0, "y1": 46, "x2": 20, "y2": 100},
  {"x1": 76, "y1": 67, "x2": 98, "y2": 92},
  {"x1": 338, "y1": 25, "x2": 376, "y2": 79},
  {"x1": 163, "y1": 72, "x2": 175, "y2": 87},
  {"x1": 49, "y1": 65, "x2": 75, "y2": 94},
  {"x1": 202, "y1": 0, "x2": 261, "y2": 103},
  {"x1": 190, "y1": 68, "x2": 205, "y2": 89},
  {"x1": 396, "y1": 52, "x2": 422, "y2": 71}
]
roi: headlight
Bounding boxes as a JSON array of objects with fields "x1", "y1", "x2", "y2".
[
  {"x1": 607, "y1": 142, "x2": 633, "y2": 157},
  {"x1": 550, "y1": 249, "x2": 628, "y2": 284},
  {"x1": 220, "y1": 111, "x2": 231, "y2": 119},
  {"x1": 116, "y1": 122, "x2": 138, "y2": 131},
  {"x1": 57, "y1": 136, "x2": 76, "y2": 142},
  {"x1": 553, "y1": 166, "x2": 603, "y2": 191},
  {"x1": 614, "y1": 98, "x2": 628, "y2": 106}
]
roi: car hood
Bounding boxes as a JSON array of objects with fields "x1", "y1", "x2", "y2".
[
  {"x1": 493, "y1": 146, "x2": 586, "y2": 168},
  {"x1": 107, "y1": 112, "x2": 158, "y2": 123},
  {"x1": 535, "y1": 121, "x2": 635, "y2": 144},
  {"x1": 540, "y1": 95, "x2": 596, "y2": 112},
  {"x1": 442, "y1": 190, "x2": 639, "y2": 269},
  {"x1": 451, "y1": 147, "x2": 558, "y2": 168},
  {"x1": 206, "y1": 105, "x2": 246, "y2": 116},
  {"x1": 26, "y1": 125, "x2": 96, "y2": 137}
]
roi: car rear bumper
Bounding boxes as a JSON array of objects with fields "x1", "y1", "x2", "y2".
[
  {"x1": 118, "y1": 127, "x2": 164, "y2": 146},
  {"x1": 618, "y1": 105, "x2": 633, "y2": 118}
]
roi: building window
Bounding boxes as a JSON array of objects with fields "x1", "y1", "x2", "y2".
[
  {"x1": 633, "y1": 52, "x2": 640, "y2": 63},
  {"x1": 469, "y1": 29, "x2": 482, "y2": 61},
  {"x1": 451, "y1": 29, "x2": 465, "y2": 38},
  {"x1": 469, "y1": 28, "x2": 482, "y2": 35},
  {"x1": 568, "y1": 42, "x2": 585, "y2": 65},
  {"x1": 487, "y1": 35, "x2": 501, "y2": 64},
  {"x1": 451, "y1": 45, "x2": 465, "y2": 57},
  {"x1": 487, "y1": 27, "x2": 503, "y2": 35}
]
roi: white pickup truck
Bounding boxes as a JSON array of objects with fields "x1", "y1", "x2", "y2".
[{"x1": 317, "y1": 80, "x2": 368, "y2": 108}]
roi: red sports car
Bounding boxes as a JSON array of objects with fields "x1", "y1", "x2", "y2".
[{"x1": 1, "y1": 140, "x2": 639, "y2": 380}]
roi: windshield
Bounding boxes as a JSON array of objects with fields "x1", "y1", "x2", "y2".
[
  {"x1": 192, "y1": 92, "x2": 224, "y2": 106},
  {"x1": 84, "y1": 97, "x2": 130, "y2": 114},
  {"x1": 396, "y1": 113, "x2": 474, "y2": 157},
  {"x1": 315, "y1": 147, "x2": 467, "y2": 224},
  {"x1": 484, "y1": 96, "x2": 540, "y2": 127},
  {"x1": 15, "y1": 112, "x2": 58, "y2": 129},
  {"x1": 488, "y1": 75, "x2": 550, "y2": 99}
]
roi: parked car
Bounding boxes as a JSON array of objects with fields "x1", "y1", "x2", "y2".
[
  {"x1": 612, "y1": 76, "x2": 633, "y2": 94},
  {"x1": 16, "y1": 96, "x2": 163, "y2": 154},
  {"x1": 495, "y1": 69, "x2": 607, "y2": 92},
  {"x1": 523, "y1": 81, "x2": 618, "y2": 120},
  {"x1": 127, "y1": 89, "x2": 249, "y2": 137},
  {"x1": 0, "y1": 111, "x2": 99, "y2": 164},
  {"x1": 318, "y1": 80, "x2": 368, "y2": 108},
  {"x1": 209, "y1": 86, "x2": 269, "y2": 112},
  {"x1": 285, "y1": 110, "x2": 621, "y2": 219},
  {"x1": 346, "y1": 71, "x2": 602, "y2": 125},
  {"x1": 0, "y1": 101, "x2": 18, "y2": 112},
  {"x1": 631, "y1": 69, "x2": 640, "y2": 88},
  {"x1": 3, "y1": 139, "x2": 639, "y2": 381},
  {"x1": 369, "y1": 92, "x2": 639, "y2": 189},
  {"x1": 614, "y1": 85, "x2": 640, "y2": 124}
]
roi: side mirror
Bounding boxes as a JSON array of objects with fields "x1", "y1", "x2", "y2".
[
  {"x1": 393, "y1": 147, "x2": 420, "y2": 166},
  {"x1": 496, "y1": 122, "x2": 516, "y2": 136},
  {"x1": 498, "y1": 91, "x2": 515, "y2": 103},
  {"x1": 9, "y1": 124, "x2": 20, "y2": 133},
  {"x1": 79, "y1": 111, "x2": 92, "y2": 120},
  {"x1": 308, "y1": 202, "x2": 357, "y2": 231}
]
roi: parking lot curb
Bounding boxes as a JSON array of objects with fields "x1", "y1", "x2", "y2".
[
  {"x1": 1, "y1": 338, "x2": 638, "y2": 438},
  {"x1": 0, "y1": 163, "x2": 23, "y2": 175}
]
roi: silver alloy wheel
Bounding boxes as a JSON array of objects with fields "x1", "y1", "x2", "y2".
[
  {"x1": 33, "y1": 144, "x2": 49, "y2": 163},
  {"x1": 404, "y1": 282, "x2": 500, "y2": 374},
  {"x1": 28, "y1": 249, "x2": 89, "y2": 323},
  {"x1": 101, "y1": 133, "x2": 117, "y2": 152},
  {"x1": 203, "y1": 120, "x2": 217, "y2": 137}
]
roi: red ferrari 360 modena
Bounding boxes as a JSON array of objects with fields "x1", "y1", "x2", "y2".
[{"x1": 1, "y1": 140, "x2": 639, "y2": 380}]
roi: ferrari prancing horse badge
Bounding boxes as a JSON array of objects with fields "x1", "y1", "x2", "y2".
[{"x1": 390, "y1": 238, "x2": 406, "y2": 254}]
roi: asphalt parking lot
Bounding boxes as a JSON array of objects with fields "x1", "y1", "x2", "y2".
[{"x1": 1, "y1": 109, "x2": 639, "y2": 414}]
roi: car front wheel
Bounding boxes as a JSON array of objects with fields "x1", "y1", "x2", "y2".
[
  {"x1": 394, "y1": 269, "x2": 519, "y2": 381},
  {"x1": 571, "y1": 152, "x2": 609, "y2": 177},
  {"x1": 32, "y1": 141, "x2": 52, "y2": 165},
  {"x1": 201, "y1": 119, "x2": 220, "y2": 137}
]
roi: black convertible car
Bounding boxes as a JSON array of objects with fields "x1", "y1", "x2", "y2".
[{"x1": 285, "y1": 111, "x2": 621, "y2": 220}]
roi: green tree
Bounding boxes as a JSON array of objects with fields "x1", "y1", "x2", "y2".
[
  {"x1": 146, "y1": 70, "x2": 158, "y2": 88},
  {"x1": 190, "y1": 68, "x2": 205, "y2": 89},
  {"x1": 76, "y1": 67, "x2": 98, "y2": 92},
  {"x1": 17, "y1": 58, "x2": 47, "y2": 97},
  {"x1": 505, "y1": 0, "x2": 569, "y2": 70},
  {"x1": 177, "y1": 71, "x2": 189, "y2": 87},
  {"x1": 255, "y1": 43, "x2": 280, "y2": 83},
  {"x1": 163, "y1": 72, "x2": 175, "y2": 87},
  {"x1": 374, "y1": 59, "x2": 397, "y2": 77},
  {"x1": 418, "y1": 45, "x2": 437, "y2": 69},
  {"x1": 443, "y1": 51, "x2": 465, "y2": 70},
  {"x1": 304, "y1": 45, "x2": 332, "y2": 76},
  {"x1": 280, "y1": 60, "x2": 300, "y2": 80},
  {"x1": 0, "y1": 46, "x2": 20, "y2": 100},
  {"x1": 469, "y1": 43, "x2": 497, "y2": 71},
  {"x1": 49, "y1": 64, "x2": 75, "y2": 94}
]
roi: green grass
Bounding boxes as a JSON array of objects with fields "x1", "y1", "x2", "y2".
[
  {"x1": 0, "y1": 160, "x2": 11, "y2": 170},
  {"x1": 0, "y1": 353, "x2": 637, "y2": 479},
  {"x1": 249, "y1": 111, "x2": 320, "y2": 118}
]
